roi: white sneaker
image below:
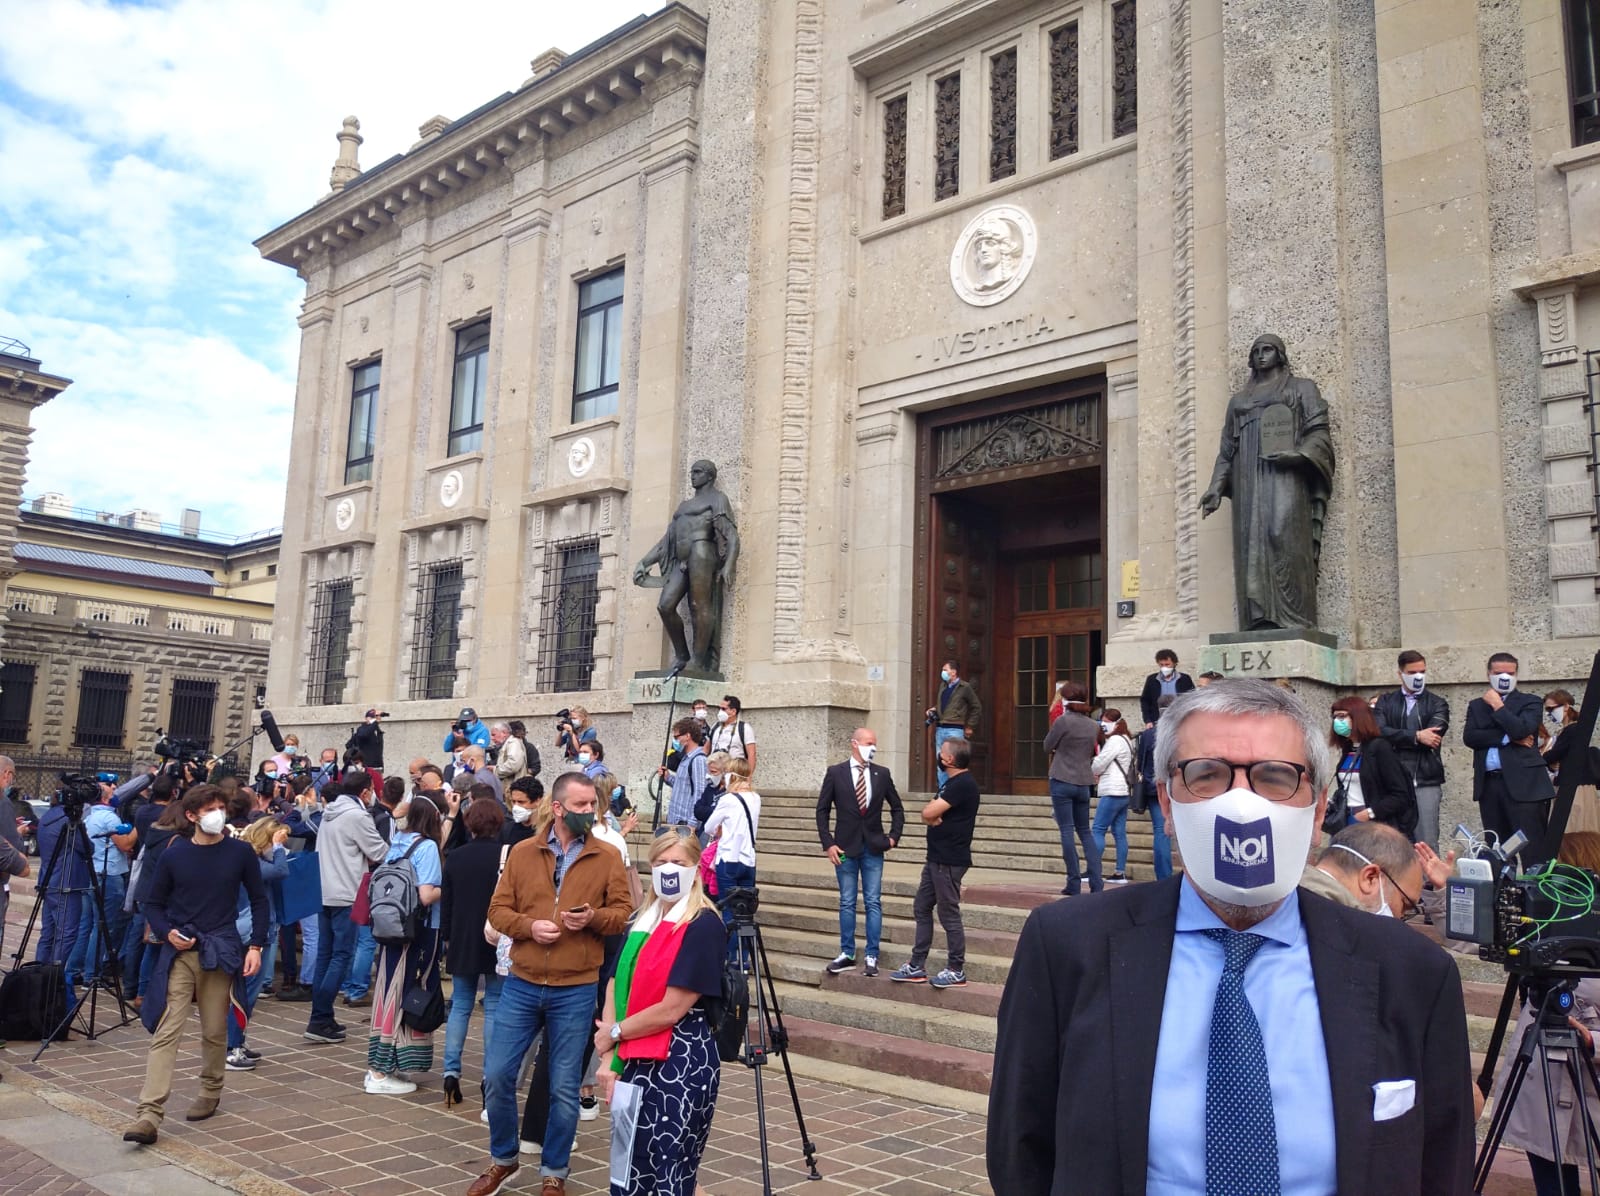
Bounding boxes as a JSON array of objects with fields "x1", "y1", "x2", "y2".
[
  {"x1": 480, "y1": 1108, "x2": 490, "y2": 1124},
  {"x1": 578, "y1": 1095, "x2": 599, "y2": 1121},
  {"x1": 363, "y1": 1073, "x2": 417, "y2": 1096},
  {"x1": 519, "y1": 1139, "x2": 542, "y2": 1155}
]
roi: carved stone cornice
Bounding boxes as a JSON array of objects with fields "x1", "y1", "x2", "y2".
[{"x1": 255, "y1": 4, "x2": 707, "y2": 270}]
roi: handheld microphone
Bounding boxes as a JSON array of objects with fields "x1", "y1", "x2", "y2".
[{"x1": 260, "y1": 709, "x2": 287, "y2": 754}]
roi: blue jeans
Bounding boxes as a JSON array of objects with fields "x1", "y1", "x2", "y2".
[
  {"x1": 341, "y1": 923, "x2": 377, "y2": 1000},
  {"x1": 65, "y1": 872, "x2": 128, "y2": 987},
  {"x1": 835, "y1": 851, "x2": 885, "y2": 959},
  {"x1": 35, "y1": 890, "x2": 81, "y2": 965},
  {"x1": 443, "y1": 971, "x2": 504, "y2": 1078},
  {"x1": 716, "y1": 861, "x2": 757, "y2": 959},
  {"x1": 1091, "y1": 795, "x2": 1131, "y2": 873},
  {"x1": 309, "y1": 905, "x2": 356, "y2": 1024},
  {"x1": 1050, "y1": 781, "x2": 1102, "y2": 894},
  {"x1": 298, "y1": 914, "x2": 319, "y2": 985},
  {"x1": 120, "y1": 915, "x2": 148, "y2": 996},
  {"x1": 484, "y1": 977, "x2": 595, "y2": 1176},
  {"x1": 228, "y1": 935, "x2": 279, "y2": 1049},
  {"x1": 934, "y1": 726, "x2": 963, "y2": 788},
  {"x1": 1148, "y1": 798, "x2": 1173, "y2": 880}
]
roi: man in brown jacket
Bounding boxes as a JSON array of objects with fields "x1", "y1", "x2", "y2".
[{"x1": 467, "y1": 773, "x2": 632, "y2": 1196}]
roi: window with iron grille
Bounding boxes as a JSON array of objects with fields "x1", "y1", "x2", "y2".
[
  {"x1": 1049, "y1": 22, "x2": 1080, "y2": 159},
  {"x1": 347, "y1": 360, "x2": 380, "y2": 484},
  {"x1": 934, "y1": 71, "x2": 962, "y2": 201},
  {"x1": 308, "y1": 579, "x2": 354, "y2": 706},
  {"x1": 573, "y1": 270, "x2": 624, "y2": 423},
  {"x1": 410, "y1": 560, "x2": 465, "y2": 700},
  {"x1": 0, "y1": 662, "x2": 36, "y2": 743},
  {"x1": 1570, "y1": 0, "x2": 1600, "y2": 144},
  {"x1": 74, "y1": 669, "x2": 130, "y2": 748},
  {"x1": 168, "y1": 678, "x2": 218, "y2": 749},
  {"x1": 449, "y1": 322, "x2": 490, "y2": 456},
  {"x1": 882, "y1": 94, "x2": 908, "y2": 219},
  {"x1": 537, "y1": 537, "x2": 601, "y2": 693},
  {"x1": 1111, "y1": 0, "x2": 1138, "y2": 137},
  {"x1": 989, "y1": 48, "x2": 1017, "y2": 181}
]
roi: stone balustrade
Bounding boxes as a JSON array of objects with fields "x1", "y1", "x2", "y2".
[
  {"x1": 0, "y1": 592, "x2": 270, "y2": 649},
  {"x1": 6, "y1": 589, "x2": 57, "y2": 615}
]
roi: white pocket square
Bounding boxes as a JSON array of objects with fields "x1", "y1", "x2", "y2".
[{"x1": 1372, "y1": 1079, "x2": 1416, "y2": 1121}]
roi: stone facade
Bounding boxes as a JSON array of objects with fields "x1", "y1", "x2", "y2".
[{"x1": 257, "y1": 0, "x2": 1600, "y2": 833}]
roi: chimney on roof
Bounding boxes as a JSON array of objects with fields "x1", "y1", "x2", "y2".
[
  {"x1": 412, "y1": 115, "x2": 451, "y2": 149},
  {"x1": 181, "y1": 508, "x2": 202, "y2": 538},
  {"x1": 329, "y1": 116, "x2": 363, "y2": 192},
  {"x1": 524, "y1": 48, "x2": 567, "y2": 87}
]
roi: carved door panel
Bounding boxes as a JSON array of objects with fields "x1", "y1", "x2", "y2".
[{"x1": 926, "y1": 494, "x2": 993, "y2": 789}]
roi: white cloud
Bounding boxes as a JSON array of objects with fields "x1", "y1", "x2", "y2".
[{"x1": 0, "y1": 0, "x2": 662, "y2": 532}]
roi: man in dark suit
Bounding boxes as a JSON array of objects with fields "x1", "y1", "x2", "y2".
[
  {"x1": 1463, "y1": 650, "x2": 1554, "y2": 860},
  {"x1": 989, "y1": 679, "x2": 1474, "y2": 1196},
  {"x1": 1139, "y1": 648, "x2": 1196, "y2": 729},
  {"x1": 815, "y1": 728, "x2": 904, "y2": 978}
]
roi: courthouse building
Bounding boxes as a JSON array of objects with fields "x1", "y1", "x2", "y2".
[{"x1": 256, "y1": 0, "x2": 1600, "y2": 825}]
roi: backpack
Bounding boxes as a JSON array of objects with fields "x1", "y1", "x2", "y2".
[
  {"x1": 712, "y1": 949, "x2": 751, "y2": 1064},
  {"x1": 0, "y1": 961, "x2": 69, "y2": 1041},
  {"x1": 368, "y1": 837, "x2": 426, "y2": 946},
  {"x1": 1113, "y1": 735, "x2": 1140, "y2": 789}
]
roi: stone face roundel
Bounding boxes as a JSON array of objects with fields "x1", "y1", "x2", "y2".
[
  {"x1": 439, "y1": 469, "x2": 464, "y2": 508},
  {"x1": 334, "y1": 497, "x2": 356, "y2": 532},
  {"x1": 950, "y1": 204, "x2": 1038, "y2": 308}
]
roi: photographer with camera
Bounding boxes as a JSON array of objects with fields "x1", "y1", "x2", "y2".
[
  {"x1": 447, "y1": 707, "x2": 491, "y2": 754},
  {"x1": 555, "y1": 706, "x2": 597, "y2": 763},
  {"x1": 348, "y1": 708, "x2": 387, "y2": 773},
  {"x1": 64, "y1": 778, "x2": 135, "y2": 994}
]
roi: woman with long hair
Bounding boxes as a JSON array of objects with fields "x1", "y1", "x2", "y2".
[
  {"x1": 594, "y1": 830, "x2": 727, "y2": 1195},
  {"x1": 1330, "y1": 696, "x2": 1418, "y2": 838},
  {"x1": 363, "y1": 798, "x2": 444, "y2": 1097},
  {"x1": 1089, "y1": 708, "x2": 1136, "y2": 883},
  {"x1": 440, "y1": 797, "x2": 507, "y2": 1109},
  {"x1": 226, "y1": 817, "x2": 290, "y2": 1070}
]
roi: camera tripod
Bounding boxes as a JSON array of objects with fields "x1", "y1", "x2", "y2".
[
  {"x1": 8, "y1": 800, "x2": 134, "y2": 1059},
  {"x1": 725, "y1": 889, "x2": 822, "y2": 1192},
  {"x1": 1475, "y1": 978, "x2": 1600, "y2": 1193}
]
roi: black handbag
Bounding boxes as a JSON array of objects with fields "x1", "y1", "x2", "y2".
[
  {"x1": 1323, "y1": 762, "x2": 1355, "y2": 835},
  {"x1": 401, "y1": 982, "x2": 446, "y2": 1033}
]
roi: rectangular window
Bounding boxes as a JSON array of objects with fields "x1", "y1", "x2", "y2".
[
  {"x1": 990, "y1": 48, "x2": 1017, "y2": 181},
  {"x1": 346, "y1": 360, "x2": 380, "y2": 483},
  {"x1": 882, "y1": 94, "x2": 908, "y2": 219},
  {"x1": 572, "y1": 271, "x2": 624, "y2": 423},
  {"x1": 410, "y1": 560, "x2": 464, "y2": 700},
  {"x1": 268, "y1": 564, "x2": 277, "y2": 577},
  {"x1": 537, "y1": 536, "x2": 601, "y2": 693},
  {"x1": 1112, "y1": 0, "x2": 1138, "y2": 137},
  {"x1": 448, "y1": 322, "x2": 490, "y2": 456},
  {"x1": 0, "y1": 662, "x2": 36, "y2": 743},
  {"x1": 1571, "y1": 0, "x2": 1600, "y2": 144},
  {"x1": 308, "y1": 579, "x2": 354, "y2": 706},
  {"x1": 1049, "y1": 22, "x2": 1081, "y2": 159},
  {"x1": 240, "y1": 569, "x2": 250, "y2": 581},
  {"x1": 74, "y1": 669, "x2": 130, "y2": 748},
  {"x1": 934, "y1": 71, "x2": 962, "y2": 201},
  {"x1": 168, "y1": 678, "x2": 218, "y2": 749}
]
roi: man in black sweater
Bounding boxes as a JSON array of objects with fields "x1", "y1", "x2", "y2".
[
  {"x1": 890, "y1": 736, "x2": 981, "y2": 990},
  {"x1": 124, "y1": 784, "x2": 266, "y2": 1145}
]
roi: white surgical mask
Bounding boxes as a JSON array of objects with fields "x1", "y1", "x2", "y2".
[
  {"x1": 1101, "y1": 721, "x2": 1117, "y2": 736},
  {"x1": 578, "y1": 752, "x2": 593, "y2": 765},
  {"x1": 716, "y1": 709, "x2": 730, "y2": 723},
  {"x1": 510, "y1": 803, "x2": 533, "y2": 824},
  {"x1": 1328, "y1": 844, "x2": 1394, "y2": 917},
  {"x1": 1166, "y1": 786, "x2": 1315, "y2": 908},
  {"x1": 1491, "y1": 673, "x2": 1517, "y2": 694},
  {"x1": 1547, "y1": 707, "x2": 1566, "y2": 726},
  {"x1": 856, "y1": 743, "x2": 876, "y2": 763},
  {"x1": 693, "y1": 709, "x2": 707, "y2": 721},
  {"x1": 1403, "y1": 672, "x2": 1426, "y2": 693},
  {"x1": 940, "y1": 669, "x2": 951, "y2": 683},
  {"x1": 1159, "y1": 666, "x2": 1174, "y2": 679},
  {"x1": 652, "y1": 862, "x2": 695, "y2": 903},
  {"x1": 198, "y1": 809, "x2": 227, "y2": 836}
]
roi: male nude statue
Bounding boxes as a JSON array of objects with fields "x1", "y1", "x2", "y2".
[{"x1": 632, "y1": 459, "x2": 739, "y2": 673}]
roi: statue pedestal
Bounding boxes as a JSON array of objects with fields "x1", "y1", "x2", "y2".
[{"x1": 1200, "y1": 630, "x2": 1353, "y2": 687}]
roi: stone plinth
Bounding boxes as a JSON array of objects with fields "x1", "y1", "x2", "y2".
[{"x1": 1199, "y1": 633, "x2": 1353, "y2": 688}]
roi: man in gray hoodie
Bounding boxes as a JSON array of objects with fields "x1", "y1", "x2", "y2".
[{"x1": 304, "y1": 772, "x2": 387, "y2": 1044}]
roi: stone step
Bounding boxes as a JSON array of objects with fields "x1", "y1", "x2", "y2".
[
  {"x1": 757, "y1": 901, "x2": 1021, "y2": 959},
  {"x1": 755, "y1": 882, "x2": 1033, "y2": 933},
  {"x1": 778, "y1": 1014, "x2": 994, "y2": 1095},
  {"x1": 755, "y1": 923, "x2": 1016, "y2": 986},
  {"x1": 772, "y1": 980, "x2": 996, "y2": 1053},
  {"x1": 753, "y1": 857, "x2": 1062, "y2": 907}
]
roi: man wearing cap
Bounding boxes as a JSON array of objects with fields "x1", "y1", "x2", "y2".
[
  {"x1": 445, "y1": 707, "x2": 491, "y2": 753},
  {"x1": 346, "y1": 709, "x2": 386, "y2": 773}
]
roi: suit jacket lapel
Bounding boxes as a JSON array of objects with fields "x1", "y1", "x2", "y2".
[
  {"x1": 1301, "y1": 891, "x2": 1378, "y2": 1196},
  {"x1": 1111, "y1": 877, "x2": 1182, "y2": 1193}
]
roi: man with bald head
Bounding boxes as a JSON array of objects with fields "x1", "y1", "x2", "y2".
[
  {"x1": 1301, "y1": 822, "x2": 1425, "y2": 916},
  {"x1": 816, "y1": 728, "x2": 904, "y2": 977}
]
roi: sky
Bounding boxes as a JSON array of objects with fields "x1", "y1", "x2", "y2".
[{"x1": 0, "y1": 0, "x2": 663, "y2": 539}]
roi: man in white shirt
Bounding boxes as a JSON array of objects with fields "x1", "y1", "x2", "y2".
[{"x1": 708, "y1": 694, "x2": 758, "y2": 780}]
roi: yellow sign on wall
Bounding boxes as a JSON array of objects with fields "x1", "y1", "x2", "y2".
[{"x1": 1121, "y1": 559, "x2": 1141, "y2": 599}]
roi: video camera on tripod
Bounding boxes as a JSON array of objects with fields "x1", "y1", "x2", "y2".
[
  {"x1": 1443, "y1": 831, "x2": 1600, "y2": 975},
  {"x1": 55, "y1": 771, "x2": 101, "y2": 821}
]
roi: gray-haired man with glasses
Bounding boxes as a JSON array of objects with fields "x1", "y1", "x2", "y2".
[{"x1": 989, "y1": 679, "x2": 1474, "y2": 1196}]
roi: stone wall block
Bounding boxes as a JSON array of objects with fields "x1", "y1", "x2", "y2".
[
  {"x1": 1543, "y1": 421, "x2": 1590, "y2": 460},
  {"x1": 1546, "y1": 481, "x2": 1591, "y2": 518},
  {"x1": 1550, "y1": 541, "x2": 1599, "y2": 579}
]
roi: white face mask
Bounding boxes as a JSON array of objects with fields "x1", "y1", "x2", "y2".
[
  {"x1": 716, "y1": 709, "x2": 730, "y2": 723},
  {"x1": 1101, "y1": 721, "x2": 1117, "y2": 736},
  {"x1": 856, "y1": 743, "x2": 876, "y2": 763},
  {"x1": 1491, "y1": 672, "x2": 1517, "y2": 694},
  {"x1": 941, "y1": 669, "x2": 952, "y2": 683},
  {"x1": 1159, "y1": 666, "x2": 1174, "y2": 679},
  {"x1": 1547, "y1": 707, "x2": 1566, "y2": 727},
  {"x1": 198, "y1": 809, "x2": 227, "y2": 836},
  {"x1": 1403, "y1": 671, "x2": 1426, "y2": 693},
  {"x1": 1328, "y1": 844, "x2": 1394, "y2": 917},
  {"x1": 578, "y1": 752, "x2": 593, "y2": 765},
  {"x1": 1166, "y1": 787, "x2": 1315, "y2": 908},
  {"x1": 652, "y1": 862, "x2": 695, "y2": 903},
  {"x1": 693, "y1": 709, "x2": 708, "y2": 721},
  {"x1": 510, "y1": 803, "x2": 533, "y2": 824}
]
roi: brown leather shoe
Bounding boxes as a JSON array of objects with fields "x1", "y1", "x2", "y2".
[
  {"x1": 122, "y1": 1119, "x2": 158, "y2": 1145},
  {"x1": 540, "y1": 1180, "x2": 566, "y2": 1195},
  {"x1": 185, "y1": 1096, "x2": 219, "y2": 1122},
  {"x1": 464, "y1": 1161, "x2": 519, "y2": 1196}
]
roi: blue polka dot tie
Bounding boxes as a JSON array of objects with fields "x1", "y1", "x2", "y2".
[{"x1": 1202, "y1": 928, "x2": 1280, "y2": 1196}]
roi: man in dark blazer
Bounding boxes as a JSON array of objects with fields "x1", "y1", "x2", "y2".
[
  {"x1": 989, "y1": 680, "x2": 1474, "y2": 1196},
  {"x1": 1463, "y1": 650, "x2": 1554, "y2": 860},
  {"x1": 1139, "y1": 648, "x2": 1196, "y2": 729},
  {"x1": 816, "y1": 728, "x2": 904, "y2": 977}
]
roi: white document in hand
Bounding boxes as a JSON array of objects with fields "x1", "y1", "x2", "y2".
[{"x1": 1372, "y1": 1079, "x2": 1416, "y2": 1121}]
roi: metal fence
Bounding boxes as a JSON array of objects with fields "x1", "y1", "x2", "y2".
[{"x1": 9, "y1": 749, "x2": 137, "y2": 804}]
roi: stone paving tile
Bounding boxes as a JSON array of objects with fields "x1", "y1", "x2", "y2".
[{"x1": 0, "y1": 1141, "x2": 103, "y2": 1196}]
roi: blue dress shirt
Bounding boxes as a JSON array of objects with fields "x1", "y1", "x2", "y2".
[
  {"x1": 83, "y1": 804, "x2": 130, "y2": 877},
  {"x1": 1486, "y1": 734, "x2": 1507, "y2": 773},
  {"x1": 1147, "y1": 879, "x2": 1337, "y2": 1196}
]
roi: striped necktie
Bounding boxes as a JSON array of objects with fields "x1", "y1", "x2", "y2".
[{"x1": 854, "y1": 764, "x2": 868, "y2": 813}]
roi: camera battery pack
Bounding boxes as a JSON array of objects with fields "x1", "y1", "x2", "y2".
[{"x1": 1445, "y1": 876, "x2": 1496, "y2": 946}]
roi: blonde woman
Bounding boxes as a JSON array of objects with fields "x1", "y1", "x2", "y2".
[
  {"x1": 593, "y1": 831, "x2": 726, "y2": 1196},
  {"x1": 706, "y1": 757, "x2": 760, "y2": 901},
  {"x1": 227, "y1": 817, "x2": 290, "y2": 1070}
]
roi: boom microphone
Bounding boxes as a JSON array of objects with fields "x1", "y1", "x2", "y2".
[{"x1": 259, "y1": 709, "x2": 287, "y2": 754}]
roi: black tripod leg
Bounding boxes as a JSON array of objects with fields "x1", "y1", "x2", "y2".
[
  {"x1": 1478, "y1": 974, "x2": 1520, "y2": 1099},
  {"x1": 1476, "y1": 1017, "x2": 1543, "y2": 1192},
  {"x1": 754, "y1": 925, "x2": 822, "y2": 1181},
  {"x1": 7, "y1": 812, "x2": 73, "y2": 972},
  {"x1": 740, "y1": 925, "x2": 775, "y2": 1196},
  {"x1": 1560, "y1": 1047, "x2": 1600, "y2": 1196}
]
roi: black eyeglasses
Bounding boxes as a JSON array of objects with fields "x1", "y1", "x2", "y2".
[
  {"x1": 1379, "y1": 867, "x2": 1421, "y2": 920},
  {"x1": 1171, "y1": 757, "x2": 1310, "y2": 802}
]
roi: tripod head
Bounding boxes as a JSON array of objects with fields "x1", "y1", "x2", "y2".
[{"x1": 719, "y1": 886, "x2": 760, "y2": 928}]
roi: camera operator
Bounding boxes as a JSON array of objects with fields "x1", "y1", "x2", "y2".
[
  {"x1": 347, "y1": 708, "x2": 387, "y2": 773},
  {"x1": 492, "y1": 720, "x2": 537, "y2": 785},
  {"x1": 556, "y1": 705, "x2": 598, "y2": 763},
  {"x1": 34, "y1": 789, "x2": 92, "y2": 969},
  {"x1": 446, "y1": 706, "x2": 491, "y2": 754},
  {"x1": 64, "y1": 778, "x2": 136, "y2": 993}
]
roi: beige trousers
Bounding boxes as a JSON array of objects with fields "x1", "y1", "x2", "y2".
[{"x1": 135, "y1": 950, "x2": 232, "y2": 1124}]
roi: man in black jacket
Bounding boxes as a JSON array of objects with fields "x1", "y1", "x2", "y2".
[
  {"x1": 1463, "y1": 651, "x2": 1554, "y2": 860},
  {"x1": 1373, "y1": 649, "x2": 1449, "y2": 851},
  {"x1": 815, "y1": 728, "x2": 904, "y2": 978},
  {"x1": 346, "y1": 708, "x2": 386, "y2": 773},
  {"x1": 1139, "y1": 648, "x2": 1196, "y2": 729},
  {"x1": 989, "y1": 680, "x2": 1474, "y2": 1196}
]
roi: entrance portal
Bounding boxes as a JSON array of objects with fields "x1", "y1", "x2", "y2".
[{"x1": 912, "y1": 378, "x2": 1105, "y2": 792}]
